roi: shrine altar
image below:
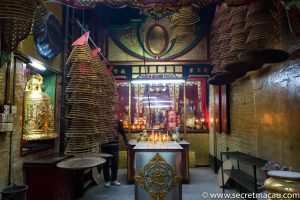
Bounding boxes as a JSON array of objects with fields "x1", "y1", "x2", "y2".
[{"x1": 134, "y1": 141, "x2": 182, "y2": 200}]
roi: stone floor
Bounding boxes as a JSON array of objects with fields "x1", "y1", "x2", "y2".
[{"x1": 81, "y1": 167, "x2": 246, "y2": 200}]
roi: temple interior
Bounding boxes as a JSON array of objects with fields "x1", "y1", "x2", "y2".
[{"x1": 0, "y1": 0, "x2": 300, "y2": 200}]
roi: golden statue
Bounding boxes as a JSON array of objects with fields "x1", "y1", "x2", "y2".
[{"x1": 23, "y1": 74, "x2": 57, "y2": 140}]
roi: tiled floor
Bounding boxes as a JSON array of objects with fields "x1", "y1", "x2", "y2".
[{"x1": 81, "y1": 167, "x2": 242, "y2": 200}]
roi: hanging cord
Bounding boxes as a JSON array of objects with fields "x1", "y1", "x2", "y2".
[
  {"x1": 142, "y1": 40, "x2": 152, "y2": 130},
  {"x1": 75, "y1": 18, "x2": 110, "y2": 66}
]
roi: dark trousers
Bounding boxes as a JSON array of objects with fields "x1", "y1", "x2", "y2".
[{"x1": 101, "y1": 145, "x2": 119, "y2": 182}]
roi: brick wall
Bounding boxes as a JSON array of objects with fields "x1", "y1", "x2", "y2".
[{"x1": 212, "y1": 33, "x2": 300, "y2": 171}]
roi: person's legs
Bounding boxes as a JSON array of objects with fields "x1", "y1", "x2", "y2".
[
  {"x1": 110, "y1": 146, "x2": 119, "y2": 184},
  {"x1": 101, "y1": 146, "x2": 111, "y2": 184}
]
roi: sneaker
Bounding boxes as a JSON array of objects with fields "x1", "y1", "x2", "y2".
[
  {"x1": 104, "y1": 182, "x2": 110, "y2": 188},
  {"x1": 110, "y1": 181, "x2": 121, "y2": 186}
]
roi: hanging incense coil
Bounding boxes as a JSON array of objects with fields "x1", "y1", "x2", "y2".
[
  {"x1": 67, "y1": 93, "x2": 99, "y2": 105},
  {"x1": 170, "y1": 6, "x2": 200, "y2": 26},
  {"x1": 67, "y1": 106, "x2": 99, "y2": 121},
  {"x1": 65, "y1": 83, "x2": 98, "y2": 94},
  {"x1": 230, "y1": 12, "x2": 247, "y2": 26},
  {"x1": 231, "y1": 42, "x2": 250, "y2": 52},
  {"x1": 219, "y1": 38, "x2": 231, "y2": 50},
  {"x1": 169, "y1": 6, "x2": 200, "y2": 41},
  {"x1": 231, "y1": 22, "x2": 247, "y2": 36},
  {"x1": 91, "y1": 52, "x2": 117, "y2": 143},
  {"x1": 221, "y1": 56, "x2": 237, "y2": 68},
  {"x1": 217, "y1": 5, "x2": 231, "y2": 24},
  {"x1": 193, "y1": 0, "x2": 214, "y2": 6},
  {"x1": 211, "y1": 59, "x2": 222, "y2": 73},
  {"x1": 230, "y1": 4, "x2": 249, "y2": 16},
  {"x1": 246, "y1": 1, "x2": 269, "y2": 20},
  {"x1": 246, "y1": 24, "x2": 273, "y2": 46},
  {"x1": 268, "y1": 4, "x2": 288, "y2": 38},
  {"x1": 244, "y1": 13, "x2": 273, "y2": 31},
  {"x1": 0, "y1": 19, "x2": 33, "y2": 53},
  {"x1": 286, "y1": 7, "x2": 300, "y2": 39},
  {"x1": 231, "y1": 34, "x2": 248, "y2": 44},
  {"x1": 225, "y1": 0, "x2": 252, "y2": 7},
  {"x1": 0, "y1": 0, "x2": 44, "y2": 53},
  {"x1": 65, "y1": 135, "x2": 99, "y2": 155},
  {"x1": 66, "y1": 120, "x2": 99, "y2": 136},
  {"x1": 32, "y1": 0, "x2": 48, "y2": 34},
  {"x1": 66, "y1": 42, "x2": 93, "y2": 65},
  {"x1": 218, "y1": 20, "x2": 232, "y2": 33},
  {"x1": 221, "y1": 50, "x2": 239, "y2": 59},
  {"x1": 218, "y1": 29, "x2": 232, "y2": 41}
]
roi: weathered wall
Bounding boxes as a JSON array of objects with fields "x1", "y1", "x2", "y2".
[
  {"x1": 0, "y1": 3, "x2": 63, "y2": 189},
  {"x1": 212, "y1": 33, "x2": 300, "y2": 171}
]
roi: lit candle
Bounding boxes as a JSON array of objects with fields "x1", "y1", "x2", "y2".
[
  {"x1": 158, "y1": 133, "x2": 162, "y2": 146},
  {"x1": 152, "y1": 130, "x2": 154, "y2": 148},
  {"x1": 166, "y1": 131, "x2": 169, "y2": 143}
]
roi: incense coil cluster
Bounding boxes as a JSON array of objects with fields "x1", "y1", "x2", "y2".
[
  {"x1": 224, "y1": 0, "x2": 253, "y2": 7},
  {"x1": 275, "y1": 0, "x2": 299, "y2": 39},
  {"x1": 208, "y1": 0, "x2": 290, "y2": 85},
  {"x1": 286, "y1": 7, "x2": 300, "y2": 38},
  {"x1": 267, "y1": 0, "x2": 289, "y2": 39},
  {"x1": 92, "y1": 51, "x2": 118, "y2": 143},
  {"x1": 244, "y1": 1, "x2": 274, "y2": 47},
  {"x1": 65, "y1": 33, "x2": 118, "y2": 155},
  {"x1": 170, "y1": 6, "x2": 200, "y2": 42},
  {"x1": 230, "y1": 5, "x2": 249, "y2": 53},
  {"x1": 0, "y1": 0, "x2": 47, "y2": 53}
]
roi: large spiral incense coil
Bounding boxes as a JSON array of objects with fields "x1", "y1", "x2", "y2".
[
  {"x1": 229, "y1": 3, "x2": 250, "y2": 54},
  {"x1": 65, "y1": 39, "x2": 102, "y2": 155},
  {"x1": 92, "y1": 56, "x2": 117, "y2": 98},
  {"x1": 268, "y1": 0, "x2": 289, "y2": 38},
  {"x1": 32, "y1": 0, "x2": 48, "y2": 35},
  {"x1": 224, "y1": 0, "x2": 253, "y2": 7},
  {"x1": 91, "y1": 52, "x2": 117, "y2": 143},
  {"x1": 217, "y1": 9, "x2": 231, "y2": 24},
  {"x1": 286, "y1": 7, "x2": 300, "y2": 39},
  {"x1": 244, "y1": 13, "x2": 273, "y2": 31},
  {"x1": 66, "y1": 42, "x2": 93, "y2": 65},
  {"x1": 67, "y1": 106, "x2": 99, "y2": 121},
  {"x1": 246, "y1": 24, "x2": 273, "y2": 47},
  {"x1": 230, "y1": 22, "x2": 247, "y2": 36},
  {"x1": 0, "y1": 0, "x2": 47, "y2": 53},
  {"x1": 230, "y1": 4, "x2": 249, "y2": 16},
  {"x1": 170, "y1": 6, "x2": 200, "y2": 41},
  {"x1": 65, "y1": 78, "x2": 98, "y2": 94},
  {"x1": 218, "y1": 20, "x2": 232, "y2": 34},
  {"x1": 244, "y1": 1, "x2": 274, "y2": 47},
  {"x1": 66, "y1": 120, "x2": 99, "y2": 136},
  {"x1": 219, "y1": 39, "x2": 231, "y2": 52},
  {"x1": 170, "y1": 6, "x2": 200, "y2": 26},
  {"x1": 246, "y1": 0, "x2": 269, "y2": 20},
  {"x1": 65, "y1": 135, "x2": 99, "y2": 156},
  {"x1": 218, "y1": 28, "x2": 232, "y2": 41},
  {"x1": 193, "y1": 0, "x2": 214, "y2": 6}
]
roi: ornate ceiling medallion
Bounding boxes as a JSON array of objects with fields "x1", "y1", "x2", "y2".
[
  {"x1": 135, "y1": 153, "x2": 181, "y2": 200},
  {"x1": 145, "y1": 24, "x2": 169, "y2": 58}
]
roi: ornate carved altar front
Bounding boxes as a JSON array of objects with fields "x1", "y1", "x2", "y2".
[{"x1": 134, "y1": 141, "x2": 183, "y2": 200}]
